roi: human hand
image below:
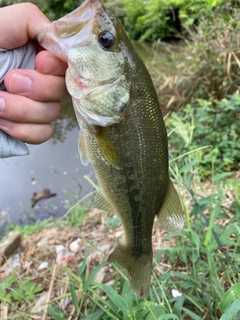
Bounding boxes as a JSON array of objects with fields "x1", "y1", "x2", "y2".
[{"x1": 0, "y1": 3, "x2": 68, "y2": 145}]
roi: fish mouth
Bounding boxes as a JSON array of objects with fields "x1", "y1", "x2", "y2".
[{"x1": 37, "y1": 0, "x2": 102, "y2": 61}]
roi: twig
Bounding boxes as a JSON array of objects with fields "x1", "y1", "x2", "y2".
[
  {"x1": 43, "y1": 264, "x2": 58, "y2": 320},
  {"x1": 0, "y1": 304, "x2": 8, "y2": 319}
]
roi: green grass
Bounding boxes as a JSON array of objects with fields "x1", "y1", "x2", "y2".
[
  {"x1": 61, "y1": 141, "x2": 238, "y2": 320},
  {"x1": 1, "y1": 145, "x2": 239, "y2": 319},
  {"x1": 0, "y1": 2, "x2": 239, "y2": 318},
  {"x1": 55, "y1": 169, "x2": 239, "y2": 319}
]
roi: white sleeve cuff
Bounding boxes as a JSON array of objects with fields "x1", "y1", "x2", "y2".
[
  {"x1": 0, "y1": 42, "x2": 35, "y2": 158},
  {"x1": 0, "y1": 130, "x2": 29, "y2": 158}
]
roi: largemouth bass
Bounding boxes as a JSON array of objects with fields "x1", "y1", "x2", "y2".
[{"x1": 38, "y1": 0, "x2": 184, "y2": 298}]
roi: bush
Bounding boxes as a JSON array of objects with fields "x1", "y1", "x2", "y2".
[
  {"x1": 41, "y1": 0, "x2": 79, "y2": 20},
  {"x1": 120, "y1": 0, "x2": 226, "y2": 41},
  {"x1": 40, "y1": 0, "x2": 227, "y2": 40},
  {"x1": 144, "y1": 6, "x2": 240, "y2": 114},
  {"x1": 167, "y1": 94, "x2": 240, "y2": 178}
]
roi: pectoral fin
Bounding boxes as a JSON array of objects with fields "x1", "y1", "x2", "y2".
[
  {"x1": 78, "y1": 130, "x2": 89, "y2": 166},
  {"x1": 94, "y1": 127, "x2": 122, "y2": 170},
  {"x1": 157, "y1": 179, "x2": 184, "y2": 231}
]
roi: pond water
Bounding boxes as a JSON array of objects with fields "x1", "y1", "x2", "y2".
[{"x1": 0, "y1": 100, "x2": 96, "y2": 231}]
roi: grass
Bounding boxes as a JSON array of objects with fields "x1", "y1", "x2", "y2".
[
  {"x1": 1, "y1": 4, "x2": 240, "y2": 320},
  {"x1": 0, "y1": 141, "x2": 239, "y2": 319}
]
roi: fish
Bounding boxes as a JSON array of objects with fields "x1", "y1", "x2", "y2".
[{"x1": 37, "y1": 0, "x2": 184, "y2": 298}]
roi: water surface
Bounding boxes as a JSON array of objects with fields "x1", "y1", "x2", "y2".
[{"x1": 0, "y1": 100, "x2": 95, "y2": 230}]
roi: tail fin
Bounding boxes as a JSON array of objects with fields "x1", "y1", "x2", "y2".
[{"x1": 108, "y1": 244, "x2": 152, "y2": 298}]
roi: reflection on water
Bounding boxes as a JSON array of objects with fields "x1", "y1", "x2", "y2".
[
  {"x1": 0, "y1": 100, "x2": 96, "y2": 231},
  {"x1": 51, "y1": 98, "x2": 79, "y2": 143}
]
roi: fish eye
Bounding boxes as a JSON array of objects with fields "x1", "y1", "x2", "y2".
[{"x1": 98, "y1": 31, "x2": 115, "y2": 49}]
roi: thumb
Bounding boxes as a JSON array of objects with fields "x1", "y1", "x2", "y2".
[{"x1": 0, "y1": 3, "x2": 50, "y2": 50}]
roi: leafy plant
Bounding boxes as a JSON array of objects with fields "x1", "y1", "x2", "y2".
[
  {"x1": 0, "y1": 275, "x2": 15, "y2": 303},
  {"x1": 41, "y1": 0, "x2": 79, "y2": 20},
  {"x1": 0, "y1": 275, "x2": 42, "y2": 304},
  {"x1": 11, "y1": 278, "x2": 42, "y2": 302},
  {"x1": 167, "y1": 94, "x2": 240, "y2": 178},
  {"x1": 40, "y1": 0, "x2": 226, "y2": 41}
]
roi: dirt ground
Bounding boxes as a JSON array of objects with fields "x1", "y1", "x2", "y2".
[
  {"x1": 0, "y1": 207, "x2": 174, "y2": 319},
  {"x1": 0, "y1": 172, "x2": 238, "y2": 319}
]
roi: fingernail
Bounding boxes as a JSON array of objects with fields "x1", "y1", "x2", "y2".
[
  {"x1": 0, "y1": 118, "x2": 12, "y2": 129},
  {"x1": 0, "y1": 97, "x2": 5, "y2": 112},
  {"x1": 9, "y1": 73, "x2": 32, "y2": 93}
]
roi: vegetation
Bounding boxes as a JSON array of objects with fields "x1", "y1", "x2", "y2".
[
  {"x1": 0, "y1": 276, "x2": 42, "y2": 304},
  {"x1": 144, "y1": 8, "x2": 240, "y2": 106},
  {"x1": 0, "y1": 0, "x2": 239, "y2": 319},
  {"x1": 167, "y1": 95, "x2": 240, "y2": 178},
  {"x1": 0, "y1": 161, "x2": 239, "y2": 319},
  {"x1": 42, "y1": 0, "x2": 229, "y2": 41}
]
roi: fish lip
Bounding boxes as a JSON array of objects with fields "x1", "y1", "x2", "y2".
[{"x1": 37, "y1": 0, "x2": 102, "y2": 60}]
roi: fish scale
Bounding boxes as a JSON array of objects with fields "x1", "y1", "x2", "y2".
[{"x1": 38, "y1": 0, "x2": 184, "y2": 298}]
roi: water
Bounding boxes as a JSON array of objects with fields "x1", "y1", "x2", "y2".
[{"x1": 0, "y1": 100, "x2": 95, "y2": 229}]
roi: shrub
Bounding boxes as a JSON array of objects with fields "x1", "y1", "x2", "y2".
[
  {"x1": 120, "y1": 0, "x2": 226, "y2": 41},
  {"x1": 145, "y1": 7, "x2": 240, "y2": 113},
  {"x1": 167, "y1": 94, "x2": 240, "y2": 178},
  {"x1": 40, "y1": 0, "x2": 227, "y2": 41}
]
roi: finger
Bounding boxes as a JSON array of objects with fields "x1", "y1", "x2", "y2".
[
  {"x1": 0, "y1": 119, "x2": 54, "y2": 144},
  {"x1": 4, "y1": 69, "x2": 69, "y2": 101},
  {"x1": 0, "y1": 91, "x2": 61, "y2": 124},
  {"x1": 35, "y1": 50, "x2": 68, "y2": 76},
  {"x1": 0, "y1": 3, "x2": 50, "y2": 49}
]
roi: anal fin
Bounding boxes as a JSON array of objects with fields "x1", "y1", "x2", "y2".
[
  {"x1": 94, "y1": 192, "x2": 115, "y2": 214},
  {"x1": 157, "y1": 179, "x2": 184, "y2": 232}
]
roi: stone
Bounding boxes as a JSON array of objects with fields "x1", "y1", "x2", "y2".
[{"x1": 0, "y1": 231, "x2": 21, "y2": 266}]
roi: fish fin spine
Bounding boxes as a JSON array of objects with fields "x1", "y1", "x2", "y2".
[
  {"x1": 94, "y1": 127, "x2": 122, "y2": 170},
  {"x1": 157, "y1": 178, "x2": 184, "y2": 231},
  {"x1": 94, "y1": 192, "x2": 115, "y2": 214},
  {"x1": 78, "y1": 130, "x2": 89, "y2": 166},
  {"x1": 108, "y1": 244, "x2": 152, "y2": 298}
]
